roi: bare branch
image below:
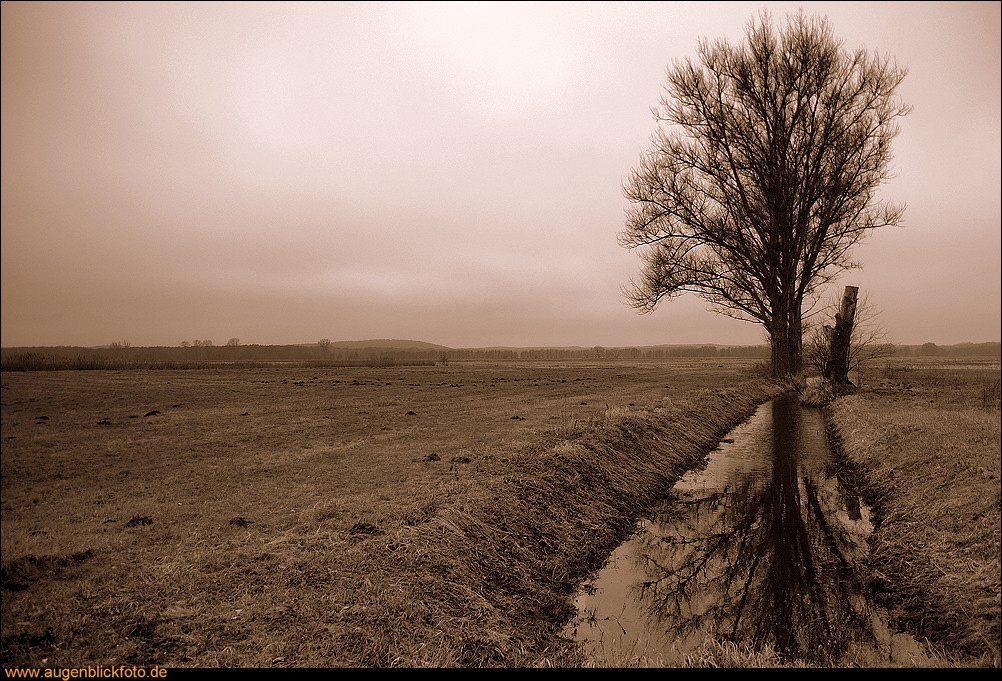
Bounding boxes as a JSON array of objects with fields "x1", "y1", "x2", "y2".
[{"x1": 620, "y1": 10, "x2": 908, "y2": 375}]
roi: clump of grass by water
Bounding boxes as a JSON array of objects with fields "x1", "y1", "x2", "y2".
[
  {"x1": 579, "y1": 640, "x2": 798, "y2": 668},
  {"x1": 799, "y1": 381, "x2": 836, "y2": 407},
  {"x1": 680, "y1": 640, "x2": 807, "y2": 668}
]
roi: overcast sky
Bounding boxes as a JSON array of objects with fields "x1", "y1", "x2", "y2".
[{"x1": 2, "y1": 1, "x2": 999, "y2": 348}]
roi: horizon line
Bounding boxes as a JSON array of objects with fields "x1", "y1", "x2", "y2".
[{"x1": 3, "y1": 339, "x2": 1001, "y2": 351}]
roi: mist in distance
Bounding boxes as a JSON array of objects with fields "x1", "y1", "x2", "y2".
[{"x1": 2, "y1": 2, "x2": 999, "y2": 348}]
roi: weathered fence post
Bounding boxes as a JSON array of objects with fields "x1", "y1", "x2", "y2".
[{"x1": 823, "y1": 286, "x2": 859, "y2": 385}]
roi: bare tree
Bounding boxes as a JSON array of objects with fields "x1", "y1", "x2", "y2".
[
  {"x1": 805, "y1": 290, "x2": 894, "y2": 385},
  {"x1": 226, "y1": 338, "x2": 240, "y2": 347},
  {"x1": 109, "y1": 340, "x2": 131, "y2": 359},
  {"x1": 180, "y1": 340, "x2": 191, "y2": 348},
  {"x1": 318, "y1": 338, "x2": 332, "y2": 356},
  {"x1": 620, "y1": 11, "x2": 909, "y2": 375}
]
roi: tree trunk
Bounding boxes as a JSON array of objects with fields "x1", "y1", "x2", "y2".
[
  {"x1": 823, "y1": 286, "x2": 859, "y2": 385},
  {"x1": 769, "y1": 300, "x2": 804, "y2": 376}
]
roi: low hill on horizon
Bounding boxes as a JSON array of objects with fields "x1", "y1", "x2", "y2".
[{"x1": 325, "y1": 339, "x2": 451, "y2": 351}]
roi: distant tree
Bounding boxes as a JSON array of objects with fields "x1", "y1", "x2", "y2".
[
  {"x1": 920, "y1": 342, "x2": 939, "y2": 356},
  {"x1": 109, "y1": 340, "x2": 131, "y2": 358},
  {"x1": 620, "y1": 11, "x2": 910, "y2": 375},
  {"x1": 180, "y1": 340, "x2": 191, "y2": 348},
  {"x1": 318, "y1": 338, "x2": 333, "y2": 356},
  {"x1": 226, "y1": 338, "x2": 240, "y2": 347},
  {"x1": 201, "y1": 339, "x2": 214, "y2": 347}
]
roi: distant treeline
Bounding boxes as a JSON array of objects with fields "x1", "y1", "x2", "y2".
[
  {"x1": 1, "y1": 341, "x2": 997, "y2": 371},
  {"x1": 0, "y1": 343, "x2": 440, "y2": 371},
  {"x1": 0, "y1": 343, "x2": 770, "y2": 370},
  {"x1": 0, "y1": 353, "x2": 437, "y2": 372},
  {"x1": 2, "y1": 344, "x2": 441, "y2": 364},
  {"x1": 448, "y1": 345, "x2": 772, "y2": 360},
  {"x1": 890, "y1": 342, "x2": 1001, "y2": 357},
  {"x1": 441, "y1": 342, "x2": 1001, "y2": 360}
]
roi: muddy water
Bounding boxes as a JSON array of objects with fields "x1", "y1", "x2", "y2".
[{"x1": 566, "y1": 394, "x2": 881, "y2": 665}]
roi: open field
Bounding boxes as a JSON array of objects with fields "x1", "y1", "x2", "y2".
[
  {"x1": 830, "y1": 360, "x2": 1001, "y2": 665},
  {"x1": 1, "y1": 360, "x2": 782, "y2": 667}
]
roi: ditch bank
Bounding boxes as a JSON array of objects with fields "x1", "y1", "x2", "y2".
[
  {"x1": 351, "y1": 379, "x2": 786, "y2": 666},
  {"x1": 828, "y1": 395, "x2": 1001, "y2": 665}
]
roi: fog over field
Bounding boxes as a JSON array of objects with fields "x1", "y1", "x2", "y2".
[{"x1": 2, "y1": 2, "x2": 999, "y2": 348}]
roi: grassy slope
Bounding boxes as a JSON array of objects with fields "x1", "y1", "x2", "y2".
[
  {"x1": 1, "y1": 361, "x2": 780, "y2": 667},
  {"x1": 830, "y1": 365, "x2": 1001, "y2": 664}
]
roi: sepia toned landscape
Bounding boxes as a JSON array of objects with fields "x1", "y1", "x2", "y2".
[
  {"x1": 2, "y1": 355, "x2": 998, "y2": 667},
  {"x1": 2, "y1": 1, "x2": 999, "y2": 671}
]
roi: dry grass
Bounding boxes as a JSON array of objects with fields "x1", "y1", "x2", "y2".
[
  {"x1": 577, "y1": 640, "x2": 805, "y2": 668},
  {"x1": 799, "y1": 380, "x2": 837, "y2": 407},
  {"x1": 1, "y1": 360, "x2": 781, "y2": 667},
  {"x1": 829, "y1": 362, "x2": 1001, "y2": 665}
]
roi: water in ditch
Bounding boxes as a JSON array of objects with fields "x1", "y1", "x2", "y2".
[{"x1": 565, "y1": 393, "x2": 889, "y2": 665}]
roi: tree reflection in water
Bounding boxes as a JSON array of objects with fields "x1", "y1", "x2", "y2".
[{"x1": 634, "y1": 394, "x2": 874, "y2": 663}]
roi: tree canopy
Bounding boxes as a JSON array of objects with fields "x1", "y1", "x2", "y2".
[{"x1": 620, "y1": 11, "x2": 910, "y2": 374}]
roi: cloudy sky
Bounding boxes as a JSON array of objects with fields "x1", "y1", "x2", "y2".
[{"x1": 2, "y1": 1, "x2": 999, "y2": 348}]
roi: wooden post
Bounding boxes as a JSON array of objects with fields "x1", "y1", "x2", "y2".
[{"x1": 823, "y1": 286, "x2": 859, "y2": 385}]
